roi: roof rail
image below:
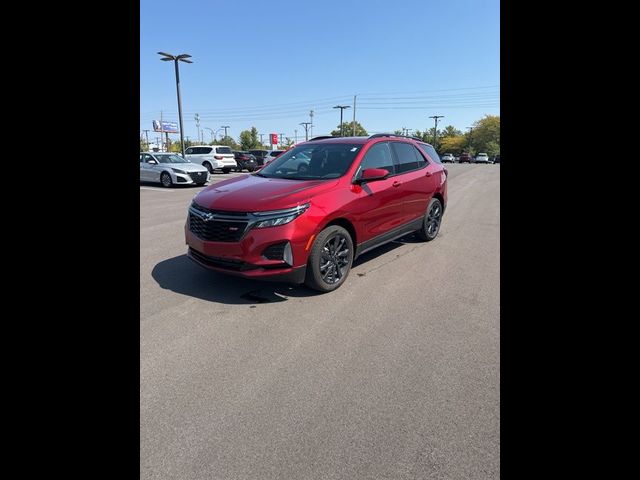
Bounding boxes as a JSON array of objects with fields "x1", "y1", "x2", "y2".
[
  {"x1": 308, "y1": 136, "x2": 335, "y2": 141},
  {"x1": 368, "y1": 133, "x2": 427, "y2": 143}
]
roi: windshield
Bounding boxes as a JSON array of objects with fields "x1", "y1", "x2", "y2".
[
  {"x1": 257, "y1": 144, "x2": 361, "y2": 180},
  {"x1": 155, "y1": 154, "x2": 189, "y2": 164}
]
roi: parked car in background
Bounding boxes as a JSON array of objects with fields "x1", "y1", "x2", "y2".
[
  {"x1": 491, "y1": 155, "x2": 500, "y2": 164},
  {"x1": 262, "y1": 150, "x2": 285, "y2": 166},
  {"x1": 184, "y1": 145, "x2": 237, "y2": 174},
  {"x1": 459, "y1": 153, "x2": 473, "y2": 163},
  {"x1": 232, "y1": 151, "x2": 258, "y2": 172},
  {"x1": 186, "y1": 134, "x2": 448, "y2": 292},
  {"x1": 474, "y1": 153, "x2": 490, "y2": 164},
  {"x1": 248, "y1": 149, "x2": 269, "y2": 166},
  {"x1": 140, "y1": 152, "x2": 209, "y2": 187},
  {"x1": 441, "y1": 153, "x2": 455, "y2": 163}
]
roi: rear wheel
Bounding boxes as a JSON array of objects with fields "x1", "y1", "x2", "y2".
[
  {"x1": 160, "y1": 172, "x2": 172, "y2": 188},
  {"x1": 305, "y1": 225, "x2": 354, "y2": 292},
  {"x1": 416, "y1": 198, "x2": 443, "y2": 241}
]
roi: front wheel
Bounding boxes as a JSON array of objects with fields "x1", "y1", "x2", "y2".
[
  {"x1": 416, "y1": 198, "x2": 443, "y2": 241},
  {"x1": 160, "y1": 172, "x2": 173, "y2": 188},
  {"x1": 203, "y1": 162, "x2": 213, "y2": 174},
  {"x1": 305, "y1": 226, "x2": 354, "y2": 292}
]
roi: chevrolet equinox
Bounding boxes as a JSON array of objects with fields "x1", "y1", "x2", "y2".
[{"x1": 185, "y1": 134, "x2": 448, "y2": 292}]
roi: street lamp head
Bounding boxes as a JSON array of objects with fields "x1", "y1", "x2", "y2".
[
  {"x1": 176, "y1": 54, "x2": 192, "y2": 59},
  {"x1": 157, "y1": 52, "x2": 175, "y2": 60},
  {"x1": 178, "y1": 58, "x2": 193, "y2": 63}
]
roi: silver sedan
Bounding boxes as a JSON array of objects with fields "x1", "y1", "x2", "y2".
[{"x1": 140, "y1": 152, "x2": 210, "y2": 187}]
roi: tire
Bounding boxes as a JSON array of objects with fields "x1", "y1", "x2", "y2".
[
  {"x1": 304, "y1": 225, "x2": 354, "y2": 292},
  {"x1": 203, "y1": 162, "x2": 213, "y2": 174},
  {"x1": 247, "y1": 167, "x2": 255, "y2": 172},
  {"x1": 160, "y1": 172, "x2": 173, "y2": 188},
  {"x1": 416, "y1": 198, "x2": 443, "y2": 241},
  {"x1": 222, "y1": 168, "x2": 231, "y2": 174}
]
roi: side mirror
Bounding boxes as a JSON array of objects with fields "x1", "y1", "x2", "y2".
[
  {"x1": 148, "y1": 160, "x2": 158, "y2": 165},
  {"x1": 356, "y1": 168, "x2": 390, "y2": 183}
]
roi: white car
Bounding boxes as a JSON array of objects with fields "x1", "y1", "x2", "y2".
[
  {"x1": 184, "y1": 145, "x2": 237, "y2": 174},
  {"x1": 474, "y1": 153, "x2": 490, "y2": 164},
  {"x1": 140, "y1": 152, "x2": 209, "y2": 187},
  {"x1": 441, "y1": 153, "x2": 456, "y2": 163},
  {"x1": 262, "y1": 150, "x2": 285, "y2": 166}
]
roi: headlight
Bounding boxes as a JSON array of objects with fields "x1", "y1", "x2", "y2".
[
  {"x1": 171, "y1": 168, "x2": 186, "y2": 174},
  {"x1": 252, "y1": 203, "x2": 310, "y2": 229}
]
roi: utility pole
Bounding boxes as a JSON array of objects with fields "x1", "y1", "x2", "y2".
[
  {"x1": 333, "y1": 105, "x2": 351, "y2": 136},
  {"x1": 309, "y1": 110, "x2": 314, "y2": 138},
  {"x1": 278, "y1": 133, "x2": 285, "y2": 145},
  {"x1": 294, "y1": 129, "x2": 298, "y2": 144},
  {"x1": 221, "y1": 125, "x2": 230, "y2": 139},
  {"x1": 429, "y1": 115, "x2": 444, "y2": 148},
  {"x1": 299, "y1": 122, "x2": 311, "y2": 141},
  {"x1": 194, "y1": 113, "x2": 201, "y2": 143},
  {"x1": 259, "y1": 133, "x2": 265, "y2": 145},
  {"x1": 352, "y1": 95, "x2": 357, "y2": 136}
]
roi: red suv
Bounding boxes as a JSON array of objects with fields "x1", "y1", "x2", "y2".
[{"x1": 186, "y1": 134, "x2": 448, "y2": 291}]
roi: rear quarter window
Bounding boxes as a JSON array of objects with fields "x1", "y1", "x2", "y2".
[{"x1": 419, "y1": 143, "x2": 442, "y2": 164}]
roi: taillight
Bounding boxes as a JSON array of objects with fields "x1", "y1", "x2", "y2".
[{"x1": 214, "y1": 155, "x2": 223, "y2": 160}]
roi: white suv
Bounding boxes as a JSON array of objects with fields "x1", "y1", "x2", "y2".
[
  {"x1": 262, "y1": 150, "x2": 285, "y2": 166},
  {"x1": 184, "y1": 145, "x2": 237, "y2": 174}
]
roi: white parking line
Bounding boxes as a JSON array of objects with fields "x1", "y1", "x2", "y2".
[{"x1": 140, "y1": 186, "x2": 177, "y2": 192}]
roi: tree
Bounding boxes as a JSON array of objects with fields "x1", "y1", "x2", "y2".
[
  {"x1": 439, "y1": 135, "x2": 467, "y2": 155},
  {"x1": 440, "y1": 125, "x2": 462, "y2": 138},
  {"x1": 330, "y1": 121, "x2": 368, "y2": 137},
  {"x1": 239, "y1": 127, "x2": 261, "y2": 151},
  {"x1": 470, "y1": 115, "x2": 500, "y2": 155},
  {"x1": 216, "y1": 135, "x2": 240, "y2": 150}
]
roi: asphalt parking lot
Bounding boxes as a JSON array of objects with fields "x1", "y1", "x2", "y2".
[{"x1": 140, "y1": 163, "x2": 500, "y2": 479}]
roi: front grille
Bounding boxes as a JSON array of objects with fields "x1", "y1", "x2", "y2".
[
  {"x1": 189, "y1": 215, "x2": 248, "y2": 242},
  {"x1": 262, "y1": 243, "x2": 286, "y2": 260},
  {"x1": 189, "y1": 248, "x2": 255, "y2": 271},
  {"x1": 189, "y1": 171, "x2": 208, "y2": 183}
]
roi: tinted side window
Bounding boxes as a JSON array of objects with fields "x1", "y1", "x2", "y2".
[
  {"x1": 185, "y1": 147, "x2": 193, "y2": 154},
  {"x1": 357, "y1": 142, "x2": 395, "y2": 177},
  {"x1": 419, "y1": 143, "x2": 441, "y2": 164},
  {"x1": 391, "y1": 142, "x2": 424, "y2": 173}
]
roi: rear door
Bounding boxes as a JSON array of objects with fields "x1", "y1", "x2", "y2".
[{"x1": 390, "y1": 141, "x2": 438, "y2": 222}]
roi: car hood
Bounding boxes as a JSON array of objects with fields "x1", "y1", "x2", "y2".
[
  {"x1": 194, "y1": 174, "x2": 339, "y2": 211},
  {"x1": 165, "y1": 162, "x2": 208, "y2": 172}
]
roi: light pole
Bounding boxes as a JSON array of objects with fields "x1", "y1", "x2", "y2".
[
  {"x1": 158, "y1": 52, "x2": 192, "y2": 157},
  {"x1": 333, "y1": 105, "x2": 351, "y2": 136},
  {"x1": 429, "y1": 115, "x2": 444, "y2": 148},
  {"x1": 204, "y1": 127, "x2": 214, "y2": 144}
]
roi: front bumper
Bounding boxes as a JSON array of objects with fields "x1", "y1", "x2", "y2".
[
  {"x1": 187, "y1": 247, "x2": 307, "y2": 283},
  {"x1": 173, "y1": 171, "x2": 210, "y2": 184},
  {"x1": 185, "y1": 209, "x2": 317, "y2": 284}
]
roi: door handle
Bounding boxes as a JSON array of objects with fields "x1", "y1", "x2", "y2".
[
  {"x1": 425, "y1": 171, "x2": 432, "y2": 177},
  {"x1": 392, "y1": 181, "x2": 401, "y2": 187}
]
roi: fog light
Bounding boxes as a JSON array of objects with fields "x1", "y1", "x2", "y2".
[{"x1": 283, "y1": 242, "x2": 293, "y2": 266}]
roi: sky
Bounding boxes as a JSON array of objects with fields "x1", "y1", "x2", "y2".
[{"x1": 140, "y1": 0, "x2": 499, "y2": 147}]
